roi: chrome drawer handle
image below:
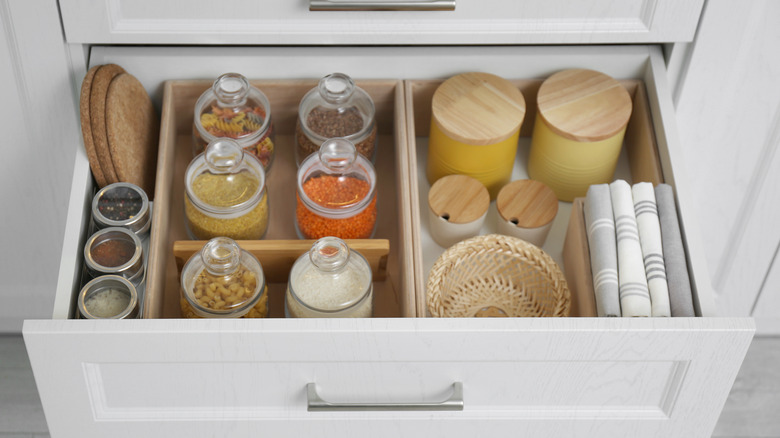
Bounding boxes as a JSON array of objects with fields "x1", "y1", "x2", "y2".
[
  {"x1": 307, "y1": 382, "x2": 464, "y2": 412},
  {"x1": 309, "y1": 0, "x2": 455, "y2": 11}
]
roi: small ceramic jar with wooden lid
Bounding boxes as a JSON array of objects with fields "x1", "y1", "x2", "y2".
[
  {"x1": 427, "y1": 72, "x2": 526, "y2": 199},
  {"x1": 528, "y1": 69, "x2": 633, "y2": 202},
  {"x1": 496, "y1": 179, "x2": 558, "y2": 247},
  {"x1": 427, "y1": 174, "x2": 490, "y2": 248}
]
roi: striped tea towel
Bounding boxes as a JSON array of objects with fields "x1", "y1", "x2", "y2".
[
  {"x1": 584, "y1": 184, "x2": 621, "y2": 317},
  {"x1": 655, "y1": 184, "x2": 696, "y2": 317},
  {"x1": 610, "y1": 180, "x2": 651, "y2": 317},
  {"x1": 632, "y1": 182, "x2": 671, "y2": 317}
]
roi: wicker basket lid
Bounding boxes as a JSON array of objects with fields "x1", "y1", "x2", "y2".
[
  {"x1": 496, "y1": 179, "x2": 558, "y2": 228},
  {"x1": 428, "y1": 174, "x2": 490, "y2": 224},
  {"x1": 537, "y1": 69, "x2": 632, "y2": 142},
  {"x1": 431, "y1": 72, "x2": 526, "y2": 145}
]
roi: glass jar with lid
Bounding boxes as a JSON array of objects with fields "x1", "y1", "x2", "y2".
[
  {"x1": 296, "y1": 138, "x2": 377, "y2": 240},
  {"x1": 193, "y1": 72, "x2": 275, "y2": 171},
  {"x1": 180, "y1": 237, "x2": 268, "y2": 319},
  {"x1": 286, "y1": 237, "x2": 373, "y2": 318},
  {"x1": 184, "y1": 138, "x2": 269, "y2": 241},
  {"x1": 295, "y1": 72, "x2": 377, "y2": 165}
]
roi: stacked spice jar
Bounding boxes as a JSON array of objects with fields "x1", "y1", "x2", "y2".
[{"x1": 295, "y1": 138, "x2": 378, "y2": 240}]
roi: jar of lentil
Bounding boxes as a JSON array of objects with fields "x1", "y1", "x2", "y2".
[
  {"x1": 184, "y1": 138, "x2": 269, "y2": 241},
  {"x1": 193, "y1": 72, "x2": 275, "y2": 171},
  {"x1": 286, "y1": 237, "x2": 373, "y2": 318},
  {"x1": 296, "y1": 138, "x2": 377, "y2": 240},
  {"x1": 180, "y1": 237, "x2": 268, "y2": 319},
  {"x1": 295, "y1": 72, "x2": 377, "y2": 165}
]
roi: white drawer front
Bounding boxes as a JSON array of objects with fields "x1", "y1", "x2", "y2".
[
  {"x1": 58, "y1": 0, "x2": 704, "y2": 45},
  {"x1": 26, "y1": 46, "x2": 754, "y2": 437}
]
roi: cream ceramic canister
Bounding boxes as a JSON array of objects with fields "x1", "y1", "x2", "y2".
[
  {"x1": 427, "y1": 174, "x2": 490, "y2": 248},
  {"x1": 495, "y1": 179, "x2": 558, "y2": 247},
  {"x1": 527, "y1": 69, "x2": 633, "y2": 202}
]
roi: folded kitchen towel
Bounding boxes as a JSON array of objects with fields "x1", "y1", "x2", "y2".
[
  {"x1": 610, "y1": 180, "x2": 651, "y2": 317},
  {"x1": 584, "y1": 184, "x2": 621, "y2": 317},
  {"x1": 632, "y1": 182, "x2": 671, "y2": 317},
  {"x1": 655, "y1": 184, "x2": 696, "y2": 317}
]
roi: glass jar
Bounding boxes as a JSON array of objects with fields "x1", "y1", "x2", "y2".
[
  {"x1": 78, "y1": 275, "x2": 139, "y2": 319},
  {"x1": 286, "y1": 237, "x2": 373, "y2": 318},
  {"x1": 193, "y1": 72, "x2": 275, "y2": 171},
  {"x1": 184, "y1": 138, "x2": 269, "y2": 241},
  {"x1": 92, "y1": 182, "x2": 150, "y2": 238},
  {"x1": 296, "y1": 138, "x2": 377, "y2": 240},
  {"x1": 295, "y1": 72, "x2": 377, "y2": 165},
  {"x1": 84, "y1": 227, "x2": 144, "y2": 286},
  {"x1": 180, "y1": 237, "x2": 268, "y2": 318}
]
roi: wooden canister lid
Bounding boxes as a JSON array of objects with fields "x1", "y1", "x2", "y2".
[
  {"x1": 431, "y1": 72, "x2": 526, "y2": 145},
  {"x1": 537, "y1": 69, "x2": 632, "y2": 142},
  {"x1": 496, "y1": 180, "x2": 558, "y2": 228},
  {"x1": 428, "y1": 175, "x2": 490, "y2": 224}
]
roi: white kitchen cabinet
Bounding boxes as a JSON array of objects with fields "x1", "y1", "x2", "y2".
[{"x1": 5, "y1": 0, "x2": 758, "y2": 437}]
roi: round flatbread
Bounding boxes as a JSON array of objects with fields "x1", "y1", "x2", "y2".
[
  {"x1": 106, "y1": 72, "x2": 159, "y2": 197},
  {"x1": 79, "y1": 65, "x2": 106, "y2": 187},
  {"x1": 89, "y1": 64, "x2": 126, "y2": 184}
]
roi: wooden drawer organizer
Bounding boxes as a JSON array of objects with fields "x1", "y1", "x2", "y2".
[{"x1": 145, "y1": 79, "x2": 416, "y2": 318}]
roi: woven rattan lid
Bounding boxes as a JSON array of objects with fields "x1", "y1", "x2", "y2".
[
  {"x1": 537, "y1": 69, "x2": 632, "y2": 142},
  {"x1": 431, "y1": 72, "x2": 526, "y2": 145},
  {"x1": 496, "y1": 179, "x2": 558, "y2": 228},
  {"x1": 428, "y1": 174, "x2": 490, "y2": 224}
]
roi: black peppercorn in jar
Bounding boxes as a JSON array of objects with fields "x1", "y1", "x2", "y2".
[
  {"x1": 92, "y1": 182, "x2": 150, "y2": 237},
  {"x1": 295, "y1": 73, "x2": 377, "y2": 166},
  {"x1": 193, "y1": 73, "x2": 275, "y2": 171}
]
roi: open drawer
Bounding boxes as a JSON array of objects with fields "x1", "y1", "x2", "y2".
[{"x1": 23, "y1": 45, "x2": 754, "y2": 438}]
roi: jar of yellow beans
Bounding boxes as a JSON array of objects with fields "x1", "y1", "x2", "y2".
[{"x1": 180, "y1": 237, "x2": 268, "y2": 319}]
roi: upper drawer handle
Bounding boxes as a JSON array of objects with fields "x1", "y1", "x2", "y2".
[
  {"x1": 307, "y1": 382, "x2": 464, "y2": 412},
  {"x1": 309, "y1": 0, "x2": 456, "y2": 11}
]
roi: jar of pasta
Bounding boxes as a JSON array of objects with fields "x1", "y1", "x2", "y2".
[
  {"x1": 180, "y1": 237, "x2": 268, "y2": 318},
  {"x1": 295, "y1": 73, "x2": 377, "y2": 165},
  {"x1": 296, "y1": 138, "x2": 377, "y2": 240},
  {"x1": 286, "y1": 237, "x2": 373, "y2": 318},
  {"x1": 184, "y1": 138, "x2": 269, "y2": 240},
  {"x1": 193, "y1": 72, "x2": 275, "y2": 171}
]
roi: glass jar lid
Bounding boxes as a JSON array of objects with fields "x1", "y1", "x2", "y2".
[
  {"x1": 193, "y1": 73, "x2": 272, "y2": 143},
  {"x1": 298, "y1": 73, "x2": 375, "y2": 143},
  {"x1": 288, "y1": 237, "x2": 372, "y2": 312},
  {"x1": 297, "y1": 138, "x2": 376, "y2": 217},
  {"x1": 92, "y1": 182, "x2": 150, "y2": 235},
  {"x1": 185, "y1": 138, "x2": 266, "y2": 215},
  {"x1": 181, "y1": 237, "x2": 266, "y2": 317}
]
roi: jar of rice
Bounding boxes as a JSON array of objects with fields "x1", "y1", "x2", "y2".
[
  {"x1": 185, "y1": 138, "x2": 269, "y2": 240},
  {"x1": 286, "y1": 237, "x2": 373, "y2": 318},
  {"x1": 180, "y1": 237, "x2": 268, "y2": 318}
]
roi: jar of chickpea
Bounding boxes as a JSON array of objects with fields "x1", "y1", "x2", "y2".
[
  {"x1": 180, "y1": 237, "x2": 268, "y2": 318},
  {"x1": 184, "y1": 138, "x2": 269, "y2": 241}
]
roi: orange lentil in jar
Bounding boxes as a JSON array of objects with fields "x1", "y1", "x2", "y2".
[{"x1": 297, "y1": 175, "x2": 377, "y2": 239}]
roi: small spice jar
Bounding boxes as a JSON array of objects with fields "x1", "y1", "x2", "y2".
[
  {"x1": 84, "y1": 227, "x2": 144, "y2": 285},
  {"x1": 193, "y1": 72, "x2": 275, "y2": 170},
  {"x1": 184, "y1": 138, "x2": 269, "y2": 241},
  {"x1": 92, "y1": 182, "x2": 150, "y2": 238},
  {"x1": 495, "y1": 179, "x2": 558, "y2": 247},
  {"x1": 180, "y1": 237, "x2": 268, "y2": 319},
  {"x1": 78, "y1": 275, "x2": 139, "y2": 319},
  {"x1": 286, "y1": 237, "x2": 373, "y2": 318},
  {"x1": 527, "y1": 69, "x2": 633, "y2": 202},
  {"x1": 427, "y1": 72, "x2": 526, "y2": 199},
  {"x1": 295, "y1": 72, "x2": 377, "y2": 165},
  {"x1": 427, "y1": 174, "x2": 490, "y2": 248},
  {"x1": 296, "y1": 138, "x2": 377, "y2": 240}
]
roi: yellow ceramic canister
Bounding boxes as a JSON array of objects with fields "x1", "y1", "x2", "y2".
[
  {"x1": 427, "y1": 72, "x2": 526, "y2": 199},
  {"x1": 527, "y1": 69, "x2": 633, "y2": 202}
]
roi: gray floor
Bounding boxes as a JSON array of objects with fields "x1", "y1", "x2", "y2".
[{"x1": 1, "y1": 335, "x2": 778, "y2": 437}]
